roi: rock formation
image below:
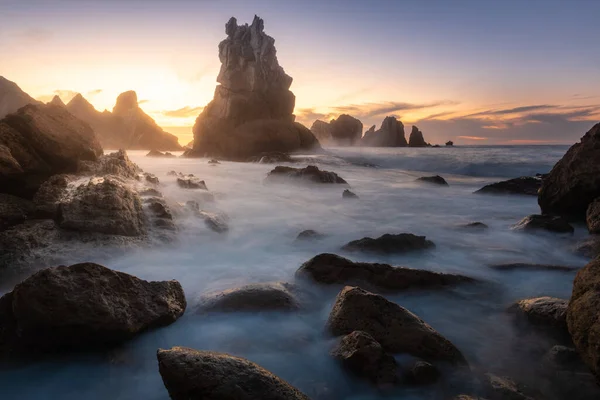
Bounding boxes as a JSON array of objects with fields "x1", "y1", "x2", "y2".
[
  {"x1": 408, "y1": 125, "x2": 428, "y2": 147},
  {"x1": 512, "y1": 214, "x2": 574, "y2": 234},
  {"x1": 197, "y1": 282, "x2": 301, "y2": 312},
  {"x1": 0, "y1": 76, "x2": 41, "y2": 119},
  {"x1": 48, "y1": 95, "x2": 66, "y2": 107},
  {"x1": 187, "y1": 16, "x2": 320, "y2": 160},
  {"x1": 265, "y1": 165, "x2": 348, "y2": 184},
  {"x1": 329, "y1": 115, "x2": 363, "y2": 145},
  {"x1": 475, "y1": 176, "x2": 542, "y2": 196},
  {"x1": 342, "y1": 233, "x2": 435, "y2": 254},
  {"x1": 538, "y1": 123, "x2": 600, "y2": 218},
  {"x1": 310, "y1": 119, "x2": 332, "y2": 143},
  {"x1": 360, "y1": 116, "x2": 407, "y2": 147},
  {"x1": 445, "y1": 141, "x2": 454, "y2": 146},
  {"x1": 587, "y1": 198, "x2": 600, "y2": 233}
]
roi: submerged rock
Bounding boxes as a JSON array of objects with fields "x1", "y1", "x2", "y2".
[
  {"x1": 342, "y1": 233, "x2": 435, "y2": 254},
  {"x1": 330, "y1": 330, "x2": 398, "y2": 385},
  {"x1": 475, "y1": 177, "x2": 541, "y2": 196},
  {"x1": 446, "y1": 141, "x2": 454, "y2": 146},
  {"x1": 265, "y1": 165, "x2": 348, "y2": 184},
  {"x1": 586, "y1": 198, "x2": 600, "y2": 233},
  {"x1": 295, "y1": 229, "x2": 326, "y2": 241},
  {"x1": 197, "y1": 282, "x2": 300, "y2": 312},
  {"x1": 253, "y1": 152, "x2": 294, "y2": 163},
  {"x1": 144, "y1": 173, "x2": 159, "y2": 184},
  {"x1": 198, "y1": 211, "x2": 228, "y2": 233},
  {"x1": 146, "y1": 149, "x2": 176, "y2": 158},
  {"x1": 508, "y1": 297, "x2": 568, "y2": 338},
  {"x1": 342, "y1": 189, "x2": 358, "y2": 199},
  {"x1": 416, "y1": 175, "x2": 448, "y2": 186},
  {"x1": 327, "y1": 286, "x2": 467, "y2": 364},
  {"x1": 0, "y1": 263, "x2": 186, "y2": 355},
  {"x1": 157, "y1": 347, "x2": 310, "y2": 400},
  {"x1": 489, "y1": 263, "x2": 579, "y2": 272},
  {"x1": 575, "y1": 236, "x2": 600, "y2": 259},
  {"x1": 208, "y1": 159, "x2": 220, "y2": 165},
  {"x1": 512, "y1": 214, "x2": 574, "y2": 234},
  {"x1": 462, "y1": 222, "x2": 488, "y2": 230},
  {"x1": 176, "y1": 177, "x2": 208, "y2": 190},
  {"x1": 0, "y1": 219, "x2": 59, "y2": 268},
  {"x1": 296, "y1": 253, "x2": 476, "y2": 291}
]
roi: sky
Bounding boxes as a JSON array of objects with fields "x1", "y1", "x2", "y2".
[{"x1": 0, "y1": 0, "x2": 599, "y2": 145}]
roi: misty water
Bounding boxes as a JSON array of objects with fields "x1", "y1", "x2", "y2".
[{"x1": 0, "y1": 145, "x2": 588, "y2": 399}]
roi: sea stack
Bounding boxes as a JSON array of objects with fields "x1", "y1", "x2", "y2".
[
  {"x1": 408, "y1": 125, "x2": 428, "y2": 147},
  {"x1": 187, "y1": 15, "x2": 320, "y2": 160},
  {"x1": 361, "y1": 116, "x2": 407, "y2": 147}
]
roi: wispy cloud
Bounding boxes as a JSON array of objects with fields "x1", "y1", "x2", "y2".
[
  {"x1": 11, "y1": 28, "x2": 53, "y2": 44},
  {"x1": 161, "y1": 106, "x2": 204, "y2": 118},
  {"x1": 330, "y1": 100, "x2": 459, "y2": 120},
  {"x1": 87, "y1": 89, "x2": 102, "y2": 96},
  {"x1": 458, "y1": 136, "x2": 487, "y2": 140}
]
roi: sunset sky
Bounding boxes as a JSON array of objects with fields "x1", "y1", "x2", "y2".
[{"x1": 1, "y1": 0, "x2": 599, "y2": 145}]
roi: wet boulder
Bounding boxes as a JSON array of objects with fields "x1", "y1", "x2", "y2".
[
  {"x1": 576, "y1": 236, "x2": 600, "y2": 259},
  {"x1": 265, "y1": 165, "x2": 348, "y2": 184},
  {"x1": 252, "y1": 152, "x2": 294, "y2": 163},
  {"x1": 587, "y1": 198, "x2": 600, "y2": 233},
  {"x1": 342, "y1": 233, "x2": 435, "y2": 254},
  {"x1": 157, "y1": 346, "x2": 310, "y2": 400},
  {"x1": 416, "y1": 175, "x2": 448, "y2": 186},
  {"x1": 508, "y1": 297, "x2": 568, "y2": 339},
  {"x1": 197, "y1": 282, "x2": 300, "y2": 313},
  {"x1": 208, "y1": 159, "x2": 220, "y2": 165},
  {"x1": 326, "y1": 286, "x2": 467, "y2": 364},
  {"x1": 139, "y1": 188, "x2": 162, "y2": 197},
  {"x1": 512, "y1": 214, "x2": 574, "y2": 234},
  {"x1": 342, "y1": 189, "x2": 358, "y2": 199},
  {"x1": 296, "y1": 253, "x2": 476, "y2": 291},
  {"x1": 475, "y1": 177, "x2": 541, "y2": 196},
  {"x1": 0, "y1": 262, "x2": 186, "y2": 354},
  {"x1": 482, "y1": 373, "x2": 534, "y2": 400},
  {"x1": 330, "y1": 330, "x2": 398, "y2": 385},
  {"x1": 176, "y1": 177, "x2": 208, "y2": 190},
  {"x1": 0, "y1": 193, "x2": 34, "y2": 231},
  {"x1": 404, "y1": 360, "x2": 440, "y2": 385}
]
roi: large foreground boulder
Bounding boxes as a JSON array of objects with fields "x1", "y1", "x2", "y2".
[
  {"x1": 197, "y1": 282, "x2": 301, "y2": 312},
  {"x1": 157, "y1": 347, "x2": 310, "y2": 400},
  {"x1": 188, "y1": 16, "x2": 320, "y2": 160},
  {"x1": 265, "y1": 165, "x2": 347, "y2": 184},
  {"x1": 296, "y1": 253, "x2": 476, "y2": 291},
  {"x1": 0, "y1": 263, "x2": 186, "y2": 354},
  {"x1": 475, "y1": 177, "x2": 542, "y2": 196},
  {"x1": 342, "y1": 233, "x2": 435, "y2": 254},
  {"x1": 327, "y1": 286, "x2": 467, "y2": 364},
  {"x1": 567, "y1": 257, "x2": 600, "y2": 380},
  {"x1": 539, "y1": 123, "x2": 600, "y2": 218}
]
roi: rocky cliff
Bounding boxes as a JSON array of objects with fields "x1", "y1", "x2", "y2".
[
  {"x1": 0, "y1": 76, "x2": 41, "y2": 119},
  {"x1": 361, "y1": 116, "x2": 407, "y2": 147},
  {"x1": 409, "y1": 125, "x2": 428, "y2": 147},
  {"x1": 310, "y1": 115, "x2": 363, "y2": 146}
]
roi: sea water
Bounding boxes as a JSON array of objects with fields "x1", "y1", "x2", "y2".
[{"x1": 0, "y1": 145, "x2": 588, "y2": 399}]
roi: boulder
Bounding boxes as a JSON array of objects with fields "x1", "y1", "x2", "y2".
[
  {"x1": 144, "y1": 173, "x2": 159, "y2": 185},
  {"x1": 475, "y1": 177, "x2": 542, "y2": 196},
  {"x1": 508, "y1": 297, "x2": 568, "y2": 338},
  {"x1": 296, "y1": 253, "x2": 476, "y2": 291},
  {"x1": 252, "y1": 152, "x2": 294, "y2": 163},
  {"x1": 342, "y1": 233, "x2": 435, "y2": 254},
  {"x1": 575, "y1": 236, "x2": 600, "y2": 259},
  {"x1": 587, "y1": 198, "x2": 600, "y2": 233},
  {"x1": 540, "y1": 345, "x2": 600, "y2": 400},
  {"x1": 539, "y1": 123, "x2": 600, "y2": 218},
  {"x1": 326, "y1": 286, "x2": 467, "y2": 364},
  {"x1": 416, "y1": 175, "x2": 448, "y2": 186},
  {"x1": 265, "y1": 165, "x2": 347, "y2": 184},
  {"x1": 360, "y1": 116, "x2": 407, "y2": 147},
  {"x1": 404, "y1": 360, "x2": 440, "y2": 385},
  {"x1": 342, "y1": 189, "x2": 358, "y2": 199},
  {"x1": 57, "y1": 177, "x2": 146, "y2": 237},
  {"x1": 78, "y1": 149, "x2": 140, "y2": 180},
  {"x1": 0, "y1": 193, "x2": 34, "y2": 231},
  {"x1": 0, "y1": 103, "x2": 102, "y2": 198},
  {"x1": 198, "y1": 211, "x2": 229, "y2": 233},
  {"x1": 329, "y1": 115, "x2": 363, "y2": 146},
  {"x1": 512, "y1": 214, "x2": 574, "y2": 234},
  {"x1": 139, "y1": 188, "x2": 162, "y2": 197},
  {"x1": 295, "y1": 229, "x2": 325, "y2": 241},
  {"x1": 567, "y1": 257, "x2": 600, "y2": 379},
  {"x1": 408, "y1": 126, "x2": 428, "y2": 147},
  {"x1": 482, "y1": 373, "x2": 533, "y2": 400},
  {"x1": 446, "y1": 141, "x2": 454, "y2": 146},
  {"x1": 187, "y1": 16, "x2": 320, "y2": 160},
  {"x1": 198, "y1": 282, "x2": 300, "y2": 313},
  {"x1": 146, "y1": 149, "x2": 177, "y2": 158},
  {"x1": 462, "y1": 222, "x2": 488, "y2": 230},
  {"x1": 176, "y1": 177, "x2": 208, "y2": 190},
  {"x1": 208, "y1": 159, "x2": 220, "y2": 165},
  {"x1": 330, "y1": 330, "x2": 398, "y2": 385},
  {"x1": 0, "y1": 263, "x2": 186, "y2": 354},
  {"x1": 157, "y1": 347, "x2": 310, "y2": 400}
]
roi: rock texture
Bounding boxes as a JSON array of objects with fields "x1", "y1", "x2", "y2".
[
  {"x1": 0, "y1": 263, "x2": 186, "y2": 354},
  {"x1": 0, "y1": 76, "x2": 41, "y2": 118},
  {"x1": 342, "y1": 233, "x2": 435, "y2": 254},
  {"x1": 416, "y1": 175, "x2": 448, "y2": 186},
  {"x1": 482, "y1": 374, "x2": 533, "y2": 400},
  {"x1": 157, "y1": 347, "x2": 310, "y2": 400},
  {"x1": 586, "y1": 198, "x2": 600, "y2": 234},
  {"x1": 296, "y1": 253, "x2": 476, "y2": 291},
  {"x1": 327, "y1": 286, "x2": 467, "y2": 364},
  {"x1": 265, "y1": 165, "x2": 348, "y2": 184},
  {"x1": 508, "y1": 297, "x2": 568, "y2": 337},
  {"x1": 404, "y1": 361, "x2": 440, "y2": 385},
  {"x1": 342, "y1": 189, "x2": 358, "y2": 199},
  {"x1": 361, "y1": 116, "x2": 407, "y2": 147},
  {"x1": 539, "y1": 123, "x2": 600, "y2": 218},
  {"x1": 0, "y1": 194, "x2": 34, "y2": 231},
  {"x1": 475, "y1": 177, "x2": 542, "y2": 196},
  {"x1": 48, "y1": 95, "x2": 66, "y2": 107},
  {"x1": 329, "y1": 115, "x2": 363, "y2": 146},
  {"x1": 197, "y1": 282, "x2": 300, "y2": 312},
  {"x1": 188, "y1": 16, "x2": 320, "y2": 160},
  {"x1": 540, "y1": 345, "x2": 600, "y2": 400},
  {"x1": 408, "y1": 126, "x2": 428, "y2": 147},
  {"x1": 512, "y1": 214, "x2": 574, "y2": 234},
  {"x1": 0, "y1": 103, "x2": 103, "y2": 198},
  {"x1": 310, "y1": 120, "x2": 332, "y2": 143}
]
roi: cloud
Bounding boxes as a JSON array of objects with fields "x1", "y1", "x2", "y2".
[
  {"x1": 10, "y1": 28, "x2": 53, "y2": 44},
  {"x1": 330, "y1": 100, "x2": 459, "y2": 120},
  {"x1": 464, "y1": 104, "x2": 557, "y2": 118},
  {"x1": 458, "y1": 136, "x2": 487, "y2": 140},
  {"x1": 138, "y1": 99, "x2": 150, "y2": 105},
  {"x1": 161, "y1": 106, "x2": 204, "y2": 118},
  {"x1": 87, "y1": 89, "x2": 102, "y2": 96}
]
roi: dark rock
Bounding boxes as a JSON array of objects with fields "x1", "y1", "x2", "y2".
[
  {"x1": 329, "y1": 115, "x2": 363, "y2": 146},
  {"x1": 146, "y1": 149, "x2": 176, "y2": 158},
  {"x1": 326, "y1": 286, "x2": 467, "y2": 364},
  {"x1": 508, "y1": 297, "x2": 568, "y2": 338},
  {"x1": 0, "y1": 76, "x2": 41, "y2": 119},
  {"x1": 330, "y1": 330, "x2": 398, "y2": 385},
  {"x1": 176, "y1": 177, "x2": 208, "y2": 190},
  {"x1": 265, "y1": 165, "x2": 347, "y2": 184},
  {"x1": 295, "y1": 229, "x2": 325, "y2": 241},
  {"x1": 0, "y1": 220, "x2": 59, "y2": 268},
  {"x1": 310, "y1": 120, "x2": 333, "y2": 144},
  {"x1": 0, "y1": 193, "x2": 34, "y2": 231},
  {"x1": 404, "y1": 360, "x2": 440, "y2": 385},
  {"x1": 296, "y1": 253, "x2": 476, "y2": 291},
  {"x1": 167, "y1": 170, "x2": 178, "y2": 176},
  {"x1": 144, "y1": 173, "x2": 159, "y2": 185},
  {"x1": 342, "y1": 233, "x2": 435, "y2": 254},
  {"x1": 139, "y1": 188, "x2": 162, "y2": 197},
  {"x1": 198, "y1": 282, "x2": 300, "y2": 313},
  {"x1": 539, "y1": 123, "x2": 600, "y2": 219},
  {"x1": 157, "y1": 347, "x2": 310, "y2": 400},
  {"x1": 575, "y1": 236, "x2": 600, "y2": 258},
  {"x1": 146, "y1": 199, "x2": 172, "y2": 220},
  {"x1": 567, "y1": 257, "x2": 600, "y2": 380},
  {"x1": 475, "y1": 177, "x2": 541, "y2": 196},
  {"x1": 587, "y1": 198, "x2": 600, "y2": 233},
  {"x1": 0, "y1": 103, "x2": 102, "y2": 198},
  {"x1": 416, "y1": 175, "x2": 448, "y2": 186},
  {"x1": 208, "y1": 159, "x2": 220, "y2": 165},
  {"x1": 198, "y1": 211, "x2": 229, "y2": 233},
  {"x1": 0, "y1": 263, "x2": 186, "y2": 354},
  {"x1": 462, "y1": 222, "x2": 488, "y2": 230},
  {"x1": 489, "y1": 263, "x2": 579, "y2": 272},
  {"x1": 512, "y1": 214, "x2": 574, "y2": 234},
  {"x1": 342, "y1": 189, "x2": 358, "y2": 199},
  {"x1": 360, "y1": 116, "x2": 407, "y2": 147},
  {"x1": 446, "y1": 141, "x2": 454, "y2": 146},
  {"x1": 57, "y1": 177, "x2": 146, "y2": 237},
  {"x1": 252, "y1": 152, "x2": 293, "y2": 163},
  {"x1": 32, "y1": 174, "x2": 70, "y2": 218},
  {"x1": 482, "y1": 373, "x2": 533, "y2": 400},
  {"x1": 78, "y1": 150, "x2": 140, "y2": 180},
  {"x1": 408, "y1": 126, "x2": 428, "y2": 147}
]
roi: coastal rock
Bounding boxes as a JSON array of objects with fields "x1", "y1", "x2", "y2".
[
  {"x1": 208, "y1": 159, "x2": 220, "y2": 165},
  {"x1": 146, "y1": 149, "x2": 176, "y2": 158},
  {"x1": 482, "y1": 374, "x2": 533, "y2": 400},
  {"x1": 489, "y1": 263, "x2": 578, "y2": 272},
  {"x1": 408, "y1": 126, "x2": 428, "y2": 147},
  {"x1": 475, "y1": 177, "x2": 541, "y2": 196},
  {"x1": 79, "y1": 149, "x2": 140, "y2": 180},
  {"x1": 326, "y1": 286, "x2": 467, "y2": 364},
  {"x1": 252, "y1": 152, "x2": 294, "y2": 163},
  {"x1": 57, "y1": 177, "x2": 146, "y2": 237},
  {"x1": 416, "y1": 175, "x2": 448, "y2": 186},
  {"x1": 188, "y1": 16, "x2": 320, "y2": 160},
  {"x1": 575, "y1": 236, "x2": 600, "y2": 258},
  {"x1": 176, "y1": 177, "x2": 208, "y2": 190},
  {"x1": 0, "y1": 103, "x2": 102, "y2": 198},
  {"x1": 404, "y1": 361, "x2": 440, "y2": 385},
  {"x1": 512, "y1": 214, "x2": 574, "y2": 234},
  {"x1": 295, "y1": 229, "x2": 325, "y2": 241},
  {"x1": 0, "y1": 263, "x2": 186, "y2": 354},
  {"x1": 157, "y1": 347, "x2": 310, "y2": 400},
  {"x1": 329, "y1": 115, "x2": 363, "y2": 146},
  {"x1": 342, "y1": 233, "x2": 435, "y2": 254},
  {"x1": 446, "y1": 141, "x2": 454, "y2": 146},
  {"x1": 586, "y1": 198, "x2": 600, "y2": 233},
  {"x1": 361, "y1": 116, "x2": 407, "y2": 147},
  {"x1": 0, "y1": 193, "x2": 34, "y2": 231},
  {"x1": 296, "y1": 253, "x2": 476, "y2": 291},
  {"x1": 0, "y1": 76, "x2": 41, "y2": 119},
  {"x1": 144, "y1": 173, "x2": 159, "y2": 185},
  {"x1": 462, "y1": 222, "x2": 489, "y2": 230},
  {"x1": 48, "y1": 95, "x2": 65, "y2": 107},
  {"x1": 310, "y1": 120, "x2": 333, "y2": 143},
  {"x1": 540, "y1": 345, "x2": 600, "y2": 400},
  {"x1": 508, "y1": 297, "x2": 568, "y2": 337},
  {"x1": 567, "y1": 257, "x2": 600, "y2": 380},
  {"x1": 0, "y1": 220, "x2": 59, "y2": 268},
  {"x1": 342, "y1": 189, "x2": 358, "y2": 199},
  {"x1": 265, "y1": 165, "x2": 348, "y2": 184},
  {"x1": 539, "y1": 123, "x2": 600, "y2": 218},
  {"x1": 197, "y1": 282, "x2": 300, "y2": 313},
  {"x1": 198, "y1": 211, "x2": 229, "y2": 233},
  {"x1": 330, "y1": 330, "x2": 398, "y2": 385}
]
